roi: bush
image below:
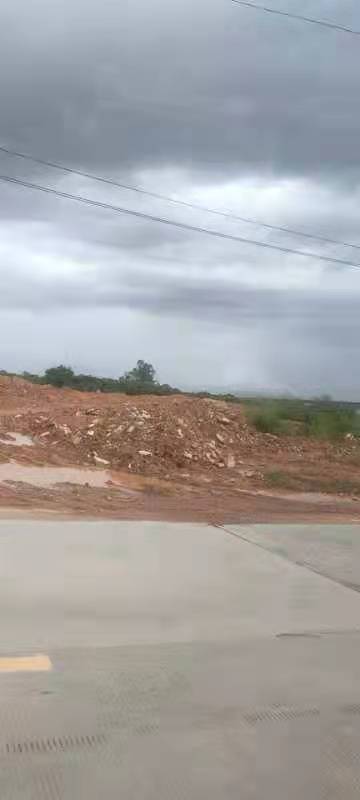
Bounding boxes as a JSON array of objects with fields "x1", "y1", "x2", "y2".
[
  {"x1": 249, "y1": 403, "x2": 292, "y2": 435},
  {"x1": 305, "y1": 410, "x2": 358, "y2": 440},
  {"x1": 251, "y1": 410, "x2": 282, "y2": 434},
  {"x1": 247, "y1": 399, "x2": 360, "y2": 441}
]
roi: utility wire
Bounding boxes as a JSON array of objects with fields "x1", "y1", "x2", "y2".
[
  {"x1": 0, "y1": 172, "x2": 359, "y2": 270},
  {"x1": 230, "y1": 0, "x2": 360, "y2": 36},
  {"x1": 0, "y1": 143, "x2": 359, "y2": 252}
]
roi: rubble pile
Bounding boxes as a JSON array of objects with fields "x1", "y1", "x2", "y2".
[
  {"x1": 0, "y1": 379, "x2": 302, "y2": 476},
  {"x1": 1, "y1": 377, "x2": 359, "y2": 487},
  {"x1": 10, "y1": 396, "x2": 263, "y2": 475}
]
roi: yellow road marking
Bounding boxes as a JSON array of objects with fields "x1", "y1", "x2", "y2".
[{"x1": 0, "y1": 654, "x2": 52, "y2": 673}]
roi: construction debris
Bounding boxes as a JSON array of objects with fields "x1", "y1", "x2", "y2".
[{"x1": 1, "y1": 377, "x2": 360, "y2": 504}]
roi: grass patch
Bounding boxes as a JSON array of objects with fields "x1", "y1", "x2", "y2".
[
  {"x1": 265, "y1": 470, "x2": 291, "y2": 488},
  {"x1": 246, "y1": 399, "x2": 360, "y2": 441},
  {"x1": 264, "y1": 469, "x2": 360, "y2": 496},
  {"x1": 248, "y1": 403, "x2": 295, "y2": 436}
]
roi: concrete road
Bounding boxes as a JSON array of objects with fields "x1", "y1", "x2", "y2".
[{"x1": 1, "y1": 521, "x2": 360, "y2": 797}]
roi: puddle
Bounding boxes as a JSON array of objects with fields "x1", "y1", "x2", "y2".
[
  {"x1": 0, "y1": 463, "x2": 137, "y2": 493},
  {"x1": 0, "y1": 432, "x2": 34, "y2": 447}
]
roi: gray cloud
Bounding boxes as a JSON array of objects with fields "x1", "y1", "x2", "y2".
[
  {"x1": 0, "y1": 0, "x2": 359, "y2": 180},
  {"x1": 1, "y1": 0, "x2": 360, "y2": 395}
]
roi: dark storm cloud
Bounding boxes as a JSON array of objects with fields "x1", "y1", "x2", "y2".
[
  {"x1": 0, "y1": 0, "x2": 359, "y2": 181},
  {"x1": 1, "y1": 0, "x2": 360, "y2": 394}
]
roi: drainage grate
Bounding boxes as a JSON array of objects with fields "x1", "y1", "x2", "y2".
[
  {"x1": 3, "y1": 732, "x2": 107, "y2": 756},
  {"x1": 243, "y1": 706, "x2": 320, "y2": 725}
]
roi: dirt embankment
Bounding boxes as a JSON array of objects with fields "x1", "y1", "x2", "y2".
[{"x1": 1, "y1": 376, "x2": 360, "y2": 521}]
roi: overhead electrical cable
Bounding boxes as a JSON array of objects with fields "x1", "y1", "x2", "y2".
[
  {"x1": 0, "y1": 143, "x2": 359, "y2": 251},
  {"x1": 0, "y1": 172, "x2": 359, "y2": 270},
  {"x1": 230, "y1": 0, "x2": 360, "y2": 37}
]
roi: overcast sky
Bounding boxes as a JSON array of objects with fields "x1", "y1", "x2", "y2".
[{"x1": 1, "y1": 0, "x2": 360, "y2": 397}]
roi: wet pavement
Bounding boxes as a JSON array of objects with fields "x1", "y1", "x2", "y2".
[{"x1": 1, "y1": 520, "x2": 360, "y2": 797}]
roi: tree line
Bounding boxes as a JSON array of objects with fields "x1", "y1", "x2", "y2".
[{"x1": 4, "y1": 360, "x2": 181, "y2": 395}]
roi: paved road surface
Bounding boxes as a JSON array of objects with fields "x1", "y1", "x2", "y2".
[{"x1": 1, "y1": 520, "x2": 360, "y2": 798}]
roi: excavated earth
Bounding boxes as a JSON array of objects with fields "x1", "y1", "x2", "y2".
[{"x1": 1, "y1": 376, "x2": 360, "y2": 522}]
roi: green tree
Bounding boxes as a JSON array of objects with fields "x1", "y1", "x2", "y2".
[
  {"x1": 44, "y1": 365, "x2": 75, "y2": 388},
  {"x1": 124, "y1": 360, "x2": 156, "y2": 384}
]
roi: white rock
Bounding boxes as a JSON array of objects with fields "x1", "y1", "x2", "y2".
[
  {"x1": 94, "y1": 455, "x2": 110, "y2": 466},
  {"x1": 59, "y1": 424, "x2": 71, "y2": 435}
]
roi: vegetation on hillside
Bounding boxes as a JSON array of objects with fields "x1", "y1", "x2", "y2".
[
  {"x1": 2, "y1": 361, "x2": 180, "y2": 396},
  {"x1": 246, "y1": 398, "x2": 360, "y2": 441},
  {"x1": 0, "y1": 362, "x2": 243, "y2": 402}
]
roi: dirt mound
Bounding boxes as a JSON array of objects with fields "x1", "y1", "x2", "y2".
[
  {"x1": 3, "y1": 391, "x2": 257, "y2": 474},
  {"x1": 0, "y1": 376, "x2": 70, "y2": 410},
  {"x1": 2, "y1": 376, "x2": 360, "y2": 501},
  {"x1": 0, "y1": 377, "x2": 287, "y2": 478}
]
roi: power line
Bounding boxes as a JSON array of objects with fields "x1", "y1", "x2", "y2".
[
  {"x1": 0, "y1": 171, "x2": 359, "y2": 271},
  {"x1": 0, "y1": 143, "x2": 359, "y2": 252},
  {"x1": 230, "y1": 0, "x2": 360, "y2": 36}
]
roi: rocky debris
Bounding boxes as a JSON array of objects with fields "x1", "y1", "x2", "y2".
[
  {"x1": 240, "y1": 469, "x2": 257, "y2": 478},
  {"x1": 59, "y1": 424, "x2": 71, "y2": 435},
  {"x1": 2, "y1": 377, "x2": 360, "y2": 496},
  {"x1": 1, "y1": 391, "x2": 259, "y2": 477},
  {"x1": 93, "y1": 453, "x2": 110, "y2": 466}
]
